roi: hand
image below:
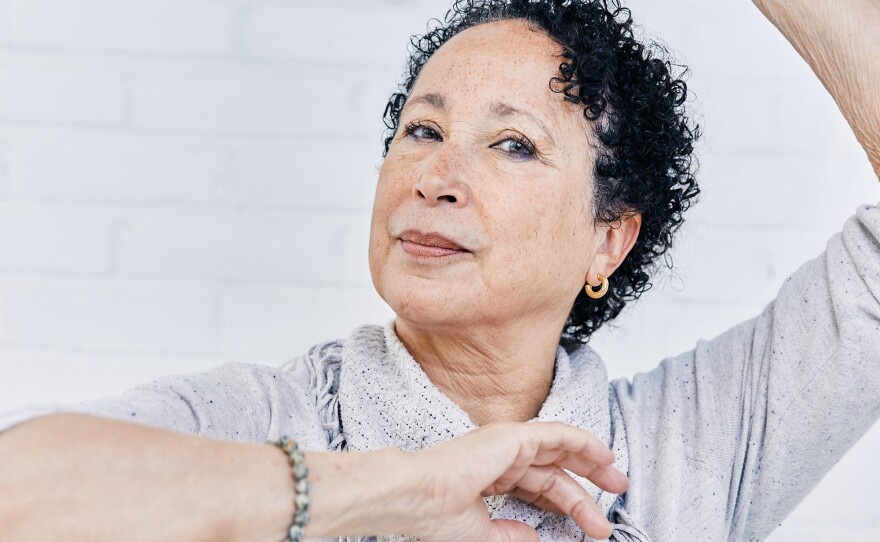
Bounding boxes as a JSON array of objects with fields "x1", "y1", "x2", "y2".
[{"x1": 403, "y1": 421, "x2": 629, "y2": 542}]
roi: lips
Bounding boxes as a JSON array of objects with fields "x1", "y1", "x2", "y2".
[{"x1": 399, "y1": 230, "x2": 469, "y2": 257}]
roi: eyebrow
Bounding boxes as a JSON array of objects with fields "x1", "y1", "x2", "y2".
[
  {"x1": 407, "y1": 92, "x2": 447, "y2": 110},
  {"x1": 405, "y1": 93, "x2": 556, "y2": 145},
  {"x1": 489, "y1": 101, "x2": 556, "y2": 145}
]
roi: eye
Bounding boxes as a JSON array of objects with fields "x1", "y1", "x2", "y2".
[
  {"x1": 493, "y1": 135, "x2": 536, "y2": 160},
  {"x1": 404, "y1": 122, "x2": 442, "y2": 142}
]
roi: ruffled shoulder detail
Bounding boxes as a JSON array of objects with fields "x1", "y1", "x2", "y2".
[
  {"x1": 281, "y1": 338, "x2": 347, "y2": 451},
  {"x1": 609, "y1": 497, "x2": 653, "y2": 542}
]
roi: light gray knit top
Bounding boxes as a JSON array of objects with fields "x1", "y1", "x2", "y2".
[{"x1": 2, "y1": 201, "x2": 879, "y2": 542}]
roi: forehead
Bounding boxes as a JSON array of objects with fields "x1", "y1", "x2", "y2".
[{"x1": 407, "y1": 18, "x2": 588, "y2": 131}]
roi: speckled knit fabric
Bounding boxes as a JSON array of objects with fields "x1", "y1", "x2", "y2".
[
  {"x1": 1, "y1": 202, "x2": 879, "y2": 541},
  {"x1": 337, "y1": 322, "x2": 642, "y2": 542}
]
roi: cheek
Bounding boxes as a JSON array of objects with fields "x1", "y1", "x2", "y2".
[
  {"x1": 495, "y1": 180, "x2": 590, "y2": 251},
  {"x1": 368, "y1": 169, "x2": 395, "y2": 267},
  {"x1": 374, "y1": 154, "x2": 412, "y2": 204},
  {"x1": 484, "y1": 182, "x2": 595, "y2": 291},
  {"x1": 554, "y1": 192, "x2": 597, "y2": 278},
  {"x1": 371, "y1": 158, "x2": 407, "y2": 228},
  {"x1": 557, "y1": 189, "x2": 595, "y2": 251},
  {"x1": 369, "y1": 158, "x2": 413, "y2": 278}
]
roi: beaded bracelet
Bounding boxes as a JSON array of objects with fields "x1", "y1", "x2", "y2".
[{"x1": 269, "y1": 435, "x2": 311, "y2": 542}]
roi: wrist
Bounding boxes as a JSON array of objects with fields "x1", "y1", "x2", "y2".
[
  {"x1": 217, "y1": 441, "x2": 300, "y2": 542},
  {"x1": 304, "y1": 447, "x2": 426, "y2": 538}
]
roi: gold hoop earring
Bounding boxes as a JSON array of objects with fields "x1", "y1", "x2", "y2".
[{"x1": 584, "y1": 273, "x2": 609, "y2": 299}]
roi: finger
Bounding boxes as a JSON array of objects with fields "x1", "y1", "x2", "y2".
[
  {"x1": 522, "y1": 422, "x2": 616, "y2": 467},
  {"x1": 509, "y1": 464, "x2": 613, "y2": 540},
  {"x1": 485, "y1": 519, "x2": 540, "y2": 542},
  {"x1": 514, "y1": 464, "x2": 587, "y2": 506},
  {"x1": 538, "y1": 449, "x2": 628, "y2": 494},
  {"x1": 583, "y1": 463, "x2": 630, "y2": 495},
  {"x1": 477, "y1": 422, "x2": 627, "y2": 500},
  {"x1": 512, "y1": 488, "x2": 613, "y2": 541},
  {"x1": 479, "y1": 422, "x2": 606, "y2": 494},
  {"x1": 519, "y1": 423, "x2": 627, "y2": 492},
  {"x1": 547, "y1": 459, "x2": 628, "y2": 496},
  {"x1": 525, "y1": 491, "x2": 613, "y2": 541}
]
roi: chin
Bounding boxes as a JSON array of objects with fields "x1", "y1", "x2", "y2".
[{"x1": 378, "y1": 280, "x2": 478, "y2": 330}]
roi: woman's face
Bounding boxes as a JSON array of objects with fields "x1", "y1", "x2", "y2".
[{"x1": 369, "y1": 18, "x2": 606, "y2": 333}]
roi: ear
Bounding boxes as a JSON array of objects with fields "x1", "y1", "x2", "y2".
[{"x1": 585, "y1": 212, "x2": 642, "y2": 287}]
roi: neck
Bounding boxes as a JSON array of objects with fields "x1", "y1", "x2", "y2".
[{"x1": 393, "y1": 317, "x2": 564, "y2": 426}]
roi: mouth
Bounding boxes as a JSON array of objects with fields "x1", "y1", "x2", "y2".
[{"x1": 398, "y1": 230, "x2": 470, "y2": 258}]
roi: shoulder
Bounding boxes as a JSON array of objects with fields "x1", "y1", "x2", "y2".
[
  {"x1": 279, "y1": 335, "x2": 345, "y2": 382},
  {"x1": 272, "y1": 323, "x2": 384, "y2": 450},
  {"x1": 277, "y1": 323, "x2": 385, "y2": 389}
]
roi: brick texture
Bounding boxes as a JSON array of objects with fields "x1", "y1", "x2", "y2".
[{"x1": 0, "y1": 0, "x2": 877, "y2": 538}]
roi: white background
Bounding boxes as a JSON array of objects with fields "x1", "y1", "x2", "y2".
[{"x1": 0, "y1": 0, "x2": 877, "y2": 538}]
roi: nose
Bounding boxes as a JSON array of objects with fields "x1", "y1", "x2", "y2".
[{"x1": 412, "y1": 145, "x2": 470, "y2": 208}]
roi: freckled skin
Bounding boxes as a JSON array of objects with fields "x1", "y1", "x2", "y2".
[
  {"x1": 367, "y1": 19, "x2": 641, "y2": 423},
  {"x1": 369, "y1": 19, "x2": 639, "y2": 336}
]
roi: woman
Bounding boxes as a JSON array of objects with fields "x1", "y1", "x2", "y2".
[{"x1": 1, "y1": 0, "x2": 878, "y2": 541}]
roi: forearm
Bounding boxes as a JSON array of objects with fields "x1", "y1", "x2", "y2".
[
  {"x1": 753, "y1": 0, "x2": 880, "y2": 177},
  {"x1": 305, "y1": 447, "x2": 425, "y2": 538},
  {"x1": 0, "y1": 413, "x2": 422, "y2": 541}
]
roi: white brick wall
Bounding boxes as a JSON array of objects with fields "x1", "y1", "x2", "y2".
[
  {"x1": 0, "y1": 0, "x2": 877, "y2": 538},
  {"x1": 3, "y1": 0, "x2": 238, "y2": 55}
]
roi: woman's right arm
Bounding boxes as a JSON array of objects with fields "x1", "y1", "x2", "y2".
[
  {"x1": 0, "y1": 412, "x2": 438, "y2": 541},
  {"x1": 0, "y1": 350, "x2": 384, "y2": 541},
  {"x1": 0, "y1": 412, "x2": 302, "y2": 541},
  {"x1": 0, "y1": 414, "x2": 627, "y2": 541}
]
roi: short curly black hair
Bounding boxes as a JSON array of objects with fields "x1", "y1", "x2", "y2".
[{"x1": 381, "y1": 0, "x2": 701, "y2": 350}]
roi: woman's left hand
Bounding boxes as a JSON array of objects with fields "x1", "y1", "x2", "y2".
[{"x1": 400, "y1": 421, "x2": 629, "y2": 542}]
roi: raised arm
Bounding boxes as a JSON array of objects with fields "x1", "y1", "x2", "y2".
[
  {"x1": 753, "y1": 0, "x2": 880, "y2": 177},
  {"x1": 608, "y1": 6, "x2": 880, "y2": 530}
]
